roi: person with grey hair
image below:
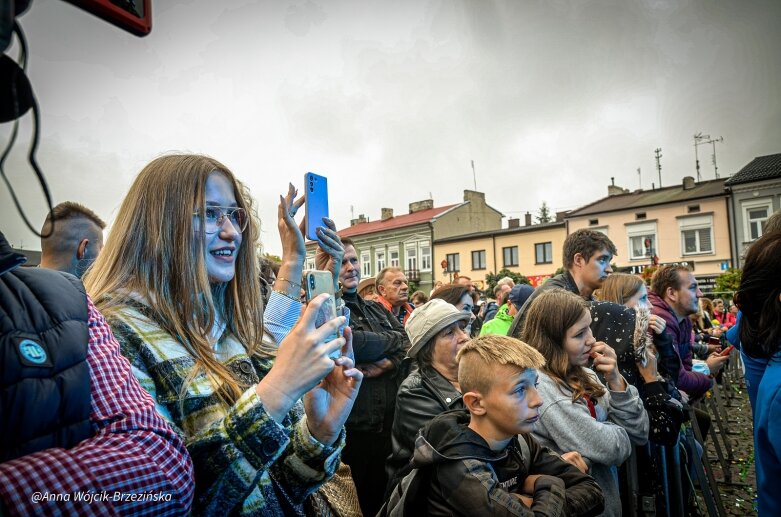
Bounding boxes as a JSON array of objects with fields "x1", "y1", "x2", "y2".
[
  {"x1": 40, "y1": 201, "x2": 106, "y2": 278},
  {"x1": 385, "y1": 299, "x2": 471, "y2": 493}
]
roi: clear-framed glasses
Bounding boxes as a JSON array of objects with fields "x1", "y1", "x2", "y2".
[{"x1": 193, "y1": 206, "x2": 248, "y2": 234}]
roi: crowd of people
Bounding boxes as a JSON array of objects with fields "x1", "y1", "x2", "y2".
[{"x1": 1, "y1": 152, "x2": 779, "y2": 516}]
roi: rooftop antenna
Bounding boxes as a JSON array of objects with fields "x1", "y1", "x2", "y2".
[
  {"x1": 706, "y1": 136, "x2": 724, "y2": 178},
  {"x1": 637, "y1": 167, "x2": 641, "y2": 189},
  {"x1": 654, "y1": 148, "x2": 663, "y2": 188},
  {"x1": 694, "y1": 132, "x2": 710, "y2": 182},
  {"x1": 471, "y1": 160, "x2": 477, "y2": 191},
  {"x1": 350, "y1": 205, "x2": 354, "y2": 219}
]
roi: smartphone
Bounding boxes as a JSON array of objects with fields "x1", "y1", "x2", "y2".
[
  {"x1": 718, "y1": 345, "x2": 735, "y2": 357},
  {"x1": 304, "y1": 172, "x2": 329, "y2": 241},
  {"x1": 303, "y1": 270, "x2": 341, "y2": 359}
]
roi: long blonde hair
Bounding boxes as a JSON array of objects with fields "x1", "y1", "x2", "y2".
[
  {"x1": 596, "y1": 273, "x2": 644, "y2": 306},
  {"x1": 85, "y1": 154, "x2": 272, "y2": 404},
  {"x1": 521, "y1": 289, "x2": 606, "y2": 401}
]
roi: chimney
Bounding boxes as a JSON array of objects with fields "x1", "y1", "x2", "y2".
[
  {"x1": 524, "y1": 212, "x2": 532, "y2": 226},
  {"x1": 682, "y1": 176, "x2": 695, "y2": 190},
  {"x1": 508, "y1": 217, "x2": 520, "y2": 229},
  {"x1": 555, "y1": 210, "x2": 568, "y2": 222},
  {"x1": 608, "y1": 179, "x2": 628, "y2": 196},
  {"x1": 409, "y1": 199, "x2": 434, "y2": 213},
  {"x1": 463, "y1": 190, "x2": 485, "y2": 203},
  {"x1": 350, "y1": 214, "x2": 368, "y2": 226},
  {"x1": 381, "y1": 208, "x2": 394, "y2": 220}
]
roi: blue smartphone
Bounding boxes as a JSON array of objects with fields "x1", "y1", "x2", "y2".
[{"x1": 304, "y1": 172, "x2": 329, "y2": 241}]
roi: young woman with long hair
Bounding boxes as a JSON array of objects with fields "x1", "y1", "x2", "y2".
[
  {"x1": 85, "y1": 154, "x2": 362, "y2": 515},
  {"x1": 521, "y1": 289, "x2": 648, "y2": 517}
]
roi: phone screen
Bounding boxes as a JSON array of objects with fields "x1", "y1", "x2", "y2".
[
  {"x1": 304, "y1": 270, "x2": 342, "y2": 359},
  {"x1": 304, "y1": 172, "x2": 329, "y2": 241}
]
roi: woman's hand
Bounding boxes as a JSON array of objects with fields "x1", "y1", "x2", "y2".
[
  {"x1": 275, "y1": 184, "x2": 306, "y2": 298},
  {"x1": 256, "y1": 293, "x2": 346, "y2": 423},
  {"x1": 313, "y1": 217, "x2": 344, "y2": 292},
  {"x1": 590, "y1": 342, "x2": 626, "y2": 391},
  {"x1": 648, "y1": 314, "x2": 666, "y2": 335},
  {"x1": 636, "y1": 344, "x2": 660, "y2": 384},
  {"x1": 304, "y1": 326, "x2": 363, "y2": 446}
]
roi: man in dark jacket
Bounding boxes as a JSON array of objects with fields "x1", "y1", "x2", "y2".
[
  {"x1": 509, "y1": 229, "x2": 616, "y2": 338},
  {"x1": 317, "y1": 238, "x2": 409, "y2": 516},
  {"x1": 648, "y1": 265, "x2": 729, "y2": 402}
]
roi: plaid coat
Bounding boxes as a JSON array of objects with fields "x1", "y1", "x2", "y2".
[{"x1": 106, "y1": 299, "x2": 344, "y2": 516}]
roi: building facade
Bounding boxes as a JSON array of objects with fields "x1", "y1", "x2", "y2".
[
  {"x1": 566, "y1": 177, "x2": 732, "y2": 294},
  {"x1": 724, "y1": 153, "x2": 781, "y2": 267},
  {"x1": 433, "y1": 219, "x2": 566, "y2": 289},
  {"x1": 305, "y1": 190, "x2": 502, "y2": 293}
]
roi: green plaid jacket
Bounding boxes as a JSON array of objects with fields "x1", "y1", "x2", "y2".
[{"x1": 106, "y1": 300, "x2": 343, "y2": 516}]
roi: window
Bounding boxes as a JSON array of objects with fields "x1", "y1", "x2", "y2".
[
  {"x1": 626, "y1": 221, "x2": 657, "y2": 260},
  {"x1": 589, "y1": 218, "x2": 599, "y2": 226},
  {"x1": 635, "y1": 212, "x2": 646, "y2": 220},
  {"x1": 361, "y1": 251, "x2": 371, "y2": 277},
  {"x1": 535, "y1": 242, "x2": 553, "y2": 264},
  {"x1": 688, "y1": 204, "x2": 700, "y2": 213},
  {"x1": 471, "y1": 250, "x2": 486, "y2": 270},
  {"x1": 446, "y1": 253, "x2": 460, "y2": 273},
  {"x1": 502, "y1": 246, "x2": 519, "y2": 267},
  {"x1": 406, "y1": 246, "x2": 417, "y2": 271},
  {"x1": 376, "y1": 250, "x2": 386, "y2": 272},
  {"x1": 743, "y1": 200, "x2": 772, "y2": 241},
  {"x1": 389, "y1": 247, "x2": 399, "y2": 267},
  {"x1": 420, "y1": 243, "x2": 432, "y2": 270},
  {"x1": 679, "y1": 215, "x2": 714, "y2": 255},
  {"x1": 305, "y1": 257, "x2": 316, "y2": 271}
]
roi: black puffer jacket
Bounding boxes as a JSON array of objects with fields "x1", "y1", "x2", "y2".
[{"x1": 386, "y1": 363, "x2": 463, "y2": 492}]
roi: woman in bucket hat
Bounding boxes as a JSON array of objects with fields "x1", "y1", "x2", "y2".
[{"x1": 385, "y1": 299, "x2": 472, "y2": 493}]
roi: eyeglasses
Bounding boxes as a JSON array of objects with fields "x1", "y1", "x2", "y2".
[{"x1": 193, "y1": 206, "x2": 248, "y2": 234}]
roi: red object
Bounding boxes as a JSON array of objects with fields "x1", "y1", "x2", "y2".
[
  {"x1": 719, "y1": 345, "x2": 735, "y2": 357},
  {"x1": 65, "y1": 0, "x2": 152, "y2": 36},
  {"x1": 583, "y1": 396, "x2": 597, "y2": 419},
  {"x1": 0, "y1": 297, "x2": 193, "y2": 514}
]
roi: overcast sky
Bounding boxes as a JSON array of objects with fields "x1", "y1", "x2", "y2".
[{"x1": 1, "y1": 0, "x2": 779, "y2": 255}]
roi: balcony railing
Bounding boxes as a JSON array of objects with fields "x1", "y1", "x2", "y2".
[{"x1": 405, "y1": 269, "x2": 421, "y2": 282}]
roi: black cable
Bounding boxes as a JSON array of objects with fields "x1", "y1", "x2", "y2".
[{"x1": 0, "y1": 21, "x2": 54, "y2": 239}]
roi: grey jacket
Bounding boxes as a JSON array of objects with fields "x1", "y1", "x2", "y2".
[{"x1": 531, "y1": 370, "x2": 649, "y2": 517}]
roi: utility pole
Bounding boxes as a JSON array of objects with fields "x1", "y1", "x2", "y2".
[
  {"x1": 694, "y1": 132, "x2": 710, "y2": 182},
  {"x1": 471, "y1": 160, "x2": 477, "y2": 191},
  {"x1": 654, "y1": 148, "x2": 663, "y2": 188}
]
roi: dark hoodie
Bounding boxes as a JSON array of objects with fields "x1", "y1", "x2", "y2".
[
  {"x1": 398, "y1": 409, "x2": 604, "y2": 517},
  {"x1": 647, "y1": 291, "x2": 712, "y2": 400}
]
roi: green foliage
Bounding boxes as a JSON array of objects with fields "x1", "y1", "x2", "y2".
[
  {"x1": 536, "y1": 201, "x2": 552, "y2": 224},
  {"x1": 262, "y1": 252, "x2": 282, "y2": 264},
  {"x1": 715, "y1": 268, "x2": 741, "y2": 295},
  {"x1": 553, "y1": 266, "x2": 565, "y2": 276},
  {"x1": 485, "y1": 269, "x2": 531, "y2": 293}
]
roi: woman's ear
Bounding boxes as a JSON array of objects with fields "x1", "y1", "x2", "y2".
[{"x1": 462, "y1": 391, "x2": 486, "y2": 416}]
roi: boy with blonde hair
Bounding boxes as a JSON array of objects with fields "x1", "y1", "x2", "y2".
[{"x1": 382, "y1": 335, "x2": 604, "y2": 516}]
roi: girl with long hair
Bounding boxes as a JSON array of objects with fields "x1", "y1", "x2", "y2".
[
  {"x1": 521, "y1": 289, "x2": 648, "y2": 517},
  {"x1": 85, "y1": 154, "x2": 362, "y2": 515}
]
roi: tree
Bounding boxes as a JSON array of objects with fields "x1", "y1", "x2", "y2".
[
  {"x1": 485, "y1": 269, "x2": 530, "y2": 293},
  {"x1": 715, "y1": 268, "x2": 741, "y2": 298},
  {"x1": 536, "y1": 201, "x2": 552, "y2": 224}
]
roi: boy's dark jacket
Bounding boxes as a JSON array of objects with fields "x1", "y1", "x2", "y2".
[{"x1": 384, "y1": 409, "x2": 604, "y2": 516}]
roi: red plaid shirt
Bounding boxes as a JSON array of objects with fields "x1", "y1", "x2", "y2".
[{"x1": 0, "y1": 297, "x2": 194, "y2": 516}]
